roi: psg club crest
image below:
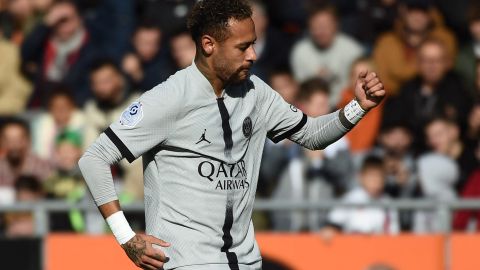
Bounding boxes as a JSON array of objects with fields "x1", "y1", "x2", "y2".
[
  {"x1": 243, "y1": 117, "x2": 252, "y2": 138},
  {"x1": 120, "y1": 101, "x2": 143, "y2": 127}
]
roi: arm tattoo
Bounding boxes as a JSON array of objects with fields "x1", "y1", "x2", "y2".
[{"x1": 122, "y1": 235, "x2": 147, "y2": 263}]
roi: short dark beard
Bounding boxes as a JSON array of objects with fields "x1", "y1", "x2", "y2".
[
  {"x1": 6, "y1": 151, "x2": 24, "y2": 168},
  {"x1": 215, "y1": 62, "x2": 247, "y2": 86}
]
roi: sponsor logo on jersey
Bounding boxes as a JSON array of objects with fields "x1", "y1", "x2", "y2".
[
  {"x1": 197, "y1": 160, "x2": 250, "y2": 190},
  {"x1": 196, "y1": 129, "x2": 211, "y2": 144},
  {"x1": 120, "y1": 101, "x2": 143, "y2": 127},
  {"x1": 242, "y1": 117, "x2": 252, "y2": 138}
]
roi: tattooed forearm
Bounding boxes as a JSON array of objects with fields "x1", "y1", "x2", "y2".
[{"x1": 121, "y1": 235, "x2": 147, "y2": 263}]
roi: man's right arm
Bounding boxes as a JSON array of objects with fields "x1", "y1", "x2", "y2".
[{"x1": 78, "y1": 131, "x2": 170, "y2": 270}]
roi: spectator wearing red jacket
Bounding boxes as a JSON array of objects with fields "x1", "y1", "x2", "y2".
[{"x1": 454, "y1": 170, "x2": 480, "y2": 231}]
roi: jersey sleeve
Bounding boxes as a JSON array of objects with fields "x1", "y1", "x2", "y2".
[
  {"x1": 255, "y1": 77, "x2": 307, "y2": 143},
  {"x1": 104, "y1": 85, "x2": 178, "y2": 163}
]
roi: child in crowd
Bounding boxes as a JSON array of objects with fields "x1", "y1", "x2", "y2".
[
  {"x1": 321, "y1": 156, "x2": 399, "y2": 235},
  {"x1": 4, "y1": 175, "x2": 44, "y2": 237},
  {"x1": 31, "y1": 88, "x2": 85, "y2": 160}
]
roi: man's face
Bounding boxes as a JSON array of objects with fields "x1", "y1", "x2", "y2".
[
  {"x1": 418, "y1": 43, "x2": 448, "y2": 84},
  {"x1": 90, "y1": 66, "x2": 124, "y2": 101},
  {"x1": 404, "y1": 9, "x2": 430, "y2": 33},
  {"x1": 360, "y1": 168, "x2": 385, "y2": 198},
  {"x1": 302, "y1": 92, "x2": 330, "y2": 117},
  {"x1": 49, "y1": 95, "x2": 74, "y2": 127},
  {"x1": 426, "y1": 120, "x2": 458, "y2": 154},
  {"x1": 309, "y1": 11, "x2": 337, "y2": 49},
  {"x1": 270, "y1": 73, "x2": 298, "y2": 104},
  {"x1": 211, "y1": 18, "x2": 257, "y2": 84},
  {"x1": 1, "y1": 124, "x2": 30, "y2": 166},
  {"x1": 134, "y1": 28, "x2": 161, "y2": 62},
  {"x1": 171, "y1": 33, "x2": 196, "y2": 69},
  {"x1": 53, "y1": 3, "x2": 82, "y2": 42},
  {"x1": 55, "y1": 142, "x2": 81, "y2": 171},
  {"x1": 380, "y1": 127, "x2": 412, "y2": 157}
]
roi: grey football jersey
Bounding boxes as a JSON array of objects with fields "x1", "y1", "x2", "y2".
[
  {"x1": 104, "y1": 63, "x2": 305, "y2": 269},
  {"x1": 80, "y1": 61, "x2": 354, "y2": 270}
]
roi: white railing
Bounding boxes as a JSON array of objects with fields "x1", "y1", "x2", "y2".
[{"x1": 1, "y1": 199, "x2": 480, "y2": 235}]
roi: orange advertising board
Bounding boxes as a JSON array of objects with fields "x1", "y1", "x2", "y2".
[{"x1": 46, "y1": 233, "x2": 480, "y2": 270}]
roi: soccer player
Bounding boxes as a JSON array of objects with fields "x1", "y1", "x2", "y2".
[{"x1": 78, "y1": 0, "x2": 386, "y2": 269}]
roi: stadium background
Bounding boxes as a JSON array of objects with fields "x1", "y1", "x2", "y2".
[{"x1": 0, "y1": 0, "x2": 479, "y2": 269}]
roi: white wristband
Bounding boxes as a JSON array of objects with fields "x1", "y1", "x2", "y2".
[
  {"x1": 343, "y1": 99, "x2": 366, "y2": 125},
  {"x1": 106, "y1": 211, "x2": 136, "y2": 245}
]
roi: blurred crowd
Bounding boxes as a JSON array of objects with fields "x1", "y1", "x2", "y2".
[{"x1": 0, "y1": 0, "x2": 479, "y2": 237}]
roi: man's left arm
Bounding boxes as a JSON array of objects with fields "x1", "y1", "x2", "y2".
[
  {"x1": 264, "y1": 71, "x2": 385, "y2": 149},
  {"x1": 293, "y1": 70, "x2": 385, "y2": 150}
]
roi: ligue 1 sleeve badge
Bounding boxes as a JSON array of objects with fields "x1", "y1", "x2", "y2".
[
  {"x1": 120, "y1": 101, "x2": 144, "y2": 127},
  {"x1": 242, "y1": 117, "x2": 252, "y2": 138}
]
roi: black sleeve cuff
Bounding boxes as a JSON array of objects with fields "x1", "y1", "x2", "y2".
[
  {"x1": 270, "y1": 113, "x2": 308, "y2": 143},
  {"x1": 338, "y1": 108, "x2": 355, "y2": 130},
  {"x1": 104, "y1": 127, "x2": 136, "y2": 163}
]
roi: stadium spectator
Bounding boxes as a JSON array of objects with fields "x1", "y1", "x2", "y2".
[
  {"x1": 290, "y1": 3, "x2": 363, "y2": 106},
  {"x1": 31, "y1": 87, "x2": 85, "y2": 159},
  {"x1": 383, "y1": 39, "x2": 471, "y2": 153},
  {"x1": 373, "y1": 1, "x2": 457, "y2": 95},
  {"x1": 121, "y1": 22, "x2": 174, "y2": 92},
  {"x1": 248, "y1": 0, "x2": 292, "y2": 81},
  {"x1": 4, "y1": 175, "x2": 44, "y2": 237},
  {"x1": 455, "y1": 6, "x2": 480, "y2": 95},
  {"x1": 321, "y1": 156, "x2": 399, "y2": 235},
  {"x1": 44, "y1": 129, "x2": 84, "y2": 199},
  {"x1": 44, "y1": 129, "x2": 86, "y2": 232},
  {"x1": 170, "y1": 28, "x2": 196, "y2": 70},
  {"x1": 268, "y1": 68, "x2": 299, "y2": 104},
  {"x1": 337, "y1": 57, "x2": 382, "y2": 155},
  {"x1": 425, "y1": 117, "x2": 479, "y2": 192},
  {"x1": 373, "y1": 123, "x2": 420, "y2": 231},
  {"x1": 453, "y1": 169, "x2": 480, "y2": 232},
  {"x1": 0, "y1": 32, "x2": 31, "y2": 116},
  {"x1": 414, "y1": 153, "x2": 458, "y2": 233},
  {"x1": 0, "y1": 0, "x2": 35, "y2": 44},
  {"x1": 262, "y1": 69, "x2": 302, "y2": 231},
  {"x1": 83, "y1": 59, "x2": 138, "y2": 147},
  {"x1": 83, "y1": 59, "x2": 144, "y2": 201},
  {"x1": 0, "y1": 118, "x2": 52, "y2": 187},
  {"x1": 453, "y1": 169, "x2": 480, "y2": 231},
  {"x1": 297, "y1": 77, "x2": 353, "y2": 230},
  {"x1": 21, "y1": 0, "x2": 100, "y2": 107}
]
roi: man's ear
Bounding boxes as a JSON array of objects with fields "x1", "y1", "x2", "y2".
[{"x1": 200, "y1": 34, "x2": 216, "y2": 56}]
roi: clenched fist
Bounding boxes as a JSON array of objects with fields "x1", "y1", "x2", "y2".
[{"x1": 354, "y1": 70, "x2": 386, "y2": 111}]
